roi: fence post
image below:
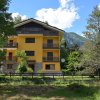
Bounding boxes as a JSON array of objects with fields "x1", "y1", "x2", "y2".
[
  {"x1": 82, "y1": 74, "x2": 83, "y2": 81},
  {"x1": 32, "y1": 73, "x2": 33, "y2": 79},
  {"x1": 63, "y1": 73, "x2": 64, "y2": 79},
  {"x1": 9, "y1": 72, "x2": 11, "y2": 79},
  {"x1": 53, "y1": 73, "x2": 54, "y2": 79}
]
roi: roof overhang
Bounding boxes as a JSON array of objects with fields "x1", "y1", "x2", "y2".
[{"x1": 14, "y1": 18, "x2": 65, "y2": 33}]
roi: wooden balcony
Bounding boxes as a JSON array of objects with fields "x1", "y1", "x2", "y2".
[
  {"x1": 17, "y1": 28, "x2": 59, "y2": 36},
  {"x1": 4, "y1": 43, "x2": 18, "y2": 48},
  {"x1": 43, "y1": 44, "x2": 60, "y2": 49},
  {"x1": 43, "y1": 57, "x2": 59, "y2": 62}
]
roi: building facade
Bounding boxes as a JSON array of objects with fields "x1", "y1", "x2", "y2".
[{"x1": 2, "y1": 18, "x2": 64, "y2": 73}]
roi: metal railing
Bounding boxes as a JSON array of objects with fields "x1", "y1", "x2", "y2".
[
  {"x1": 0, "y1": 56, "x2": 17, "y2": 63},
  {"x1": 43, "y1": 57, "x2": 59, "y2": 62},
  {"x1": 43, "y1": 44, "x2": 59, "y2": 49},
  {"x1": 4, "y1": 43, "x2": 18, "y2": 48}
]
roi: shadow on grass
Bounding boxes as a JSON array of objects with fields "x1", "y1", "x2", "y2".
[
  {"x1": 0, "y1": 83, "x2": 100, "y2": 100},
  {"x1": 0, "y1": 76, "x2": 57, "y2": 85}
]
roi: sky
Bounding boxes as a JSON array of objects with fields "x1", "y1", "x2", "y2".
[{"x1": 9, "y1": 0, "x2": 100, "y2": 35}]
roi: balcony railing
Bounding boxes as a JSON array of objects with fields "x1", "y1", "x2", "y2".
[
  {"x1": 4, "y1": 43, "x2": 18, "y2": 48},
  {"x1": 43, "y1": 31, "x2": 59, "y2": 36},
  {"x1": 0, "y1": 56, "x2": 17, "y2": 63},
  {"x1": 43, "y1": 57, "x2": 59, "y2": 62},
  {"x1": 43, "y1": 44, "x2": 60, "y2": 49},
  {"x1": 17, "y1": 28, "x2": 59, "y2": 36}
]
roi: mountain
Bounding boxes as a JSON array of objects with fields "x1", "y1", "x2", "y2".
[{"x1": 64, "y1": 32, "x2": 86, "y2": 47}]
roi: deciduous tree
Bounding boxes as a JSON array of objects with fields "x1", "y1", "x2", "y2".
[
  {"x1": 80, "y1": 5, "x2": 100, "y2": 76},
  {"x1": 0, "y1": 0, "x2": 15, "y2": 47}
]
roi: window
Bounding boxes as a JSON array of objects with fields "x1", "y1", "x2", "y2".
[
  {"x1": 25, "y1": 38, "x2": 35, "y2": 43},
  {"x1": 25, "y1": 51, "x2": 35, "y2": 56},
  {"x1": 45, "y1": 64, "x2": 55, "y2": 70},
  {"x1": 7, "y1": 64, "x2": 13, "y2": 69},
  {"x1": 46, "y1": 65, "x2": 50, "y2": 70}
]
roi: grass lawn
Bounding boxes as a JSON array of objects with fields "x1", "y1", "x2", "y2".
[
  {"x1": 0, "y1": 84, "x2": 100, "y2": 100},
  {"x1": 0, "y1": 76, "x2": 100, "y2": 100}
]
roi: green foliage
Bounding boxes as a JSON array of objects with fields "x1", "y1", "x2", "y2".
[
  {"x1": 83, "y1": 5, "x2": 100, "y2": 40},
  {"x1": 16, "y1": 50, "x2": 27, "y2": 61},
  {"x1": 0, "y1": 50, "x2": 6, "y2": 57},
  {"x1": 16, "y1": 51, "x2": 28, "y2": 73},
  {"x1": 19, "y1": 64, "x2": 27, "y2": 74},
  {"x1": 13, "y1": 15, "x2": 23, "y2": 24},
  {"x1": 16, "y1": 50, "x2": 26, "y2": 57},
  {"x1": 27, "y1": 67, "x2": 33, "y2": 73},
  {"x1": 60, "y1": 38, "x2": 69, "y2": 69},
  {"x1": 0, "y1": 50, "x2": 6, "y2": 62},
  {"x1": 67, "y1": 83, "x2": 85, "y2": 91},
  {"x1": 67, "y1": 51, "x2": 80, "y2": 71},
  {"x1": 80, "y1": 5, "x2": 100, "y2": 75},
  {"x1": 16, "y1": 62, "x2": 27, "y2": 74},
  {"x1": 0, "y1": 0, "x2": 16, "y2": 47},
  {"x1": 60, "y1": 37, "x2": 81, "y2": 72},
  {"x1": 0, "y1": 36, "x2": 7, "y2": 47}
]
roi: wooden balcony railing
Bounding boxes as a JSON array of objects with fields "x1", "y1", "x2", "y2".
[
  {"x1": 4, "y1": 43, "x2": 18, "y2": 48},
  {"x1": 43, "y1": 31, "x2": 59, "y2": 36},
  {"x1": 17, "y1": 28, "x2": 59, "y2": 36},
  {"x1": 43, "y1": 57, "x2": 59, "y2": 62},
  {"x1": 43, "y1": 44, "x2": 60, "y2": 49}
]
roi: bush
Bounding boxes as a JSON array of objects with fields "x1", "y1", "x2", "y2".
[
  {"x1": 16, "y1": 64, "x2": 27, "y2": 73},
  {"x1": 27, "y1": 67, "x2": 33, "y2": 73}
]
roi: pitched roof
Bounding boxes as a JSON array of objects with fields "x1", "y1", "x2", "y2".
[{"x1": 14, "y1": 18, "x2": 64, "y2": 33}]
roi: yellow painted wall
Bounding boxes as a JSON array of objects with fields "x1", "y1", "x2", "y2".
[
  {"x1": 17, "y1": 34, "x2": 43, "y2": 62},
  {"x1": 6, "y1": 31, "x2": 63, "y2": 72},
  {"x1": 6, "y1": 49, "x2": 16, "y2": 56},
  {"x1": 43, "y1": 37, "x2": 59, "y2": 44},
  {"x1": 6, "y1": 49, "x2": 16, "y2": 62}
]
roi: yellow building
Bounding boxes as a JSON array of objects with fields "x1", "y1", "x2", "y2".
[{"x1": 3, "y1": 18, "x2": 64, "y2": 73}]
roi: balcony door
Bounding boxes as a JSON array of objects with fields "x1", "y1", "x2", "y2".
[
  {"x1": 47, "y1": 39, "x2": 53, "y2": 47},
  {"x1": 9, "y1": 40, "x2": 13, "y2": 47},
  {"x1": 9, "y1": 40, "x2": 13, "y2": 43},
  {"x1": 8, "y1": 52, "x2": 12, "y2": 61},
  {"x1": 47, "y1": 52, "x2": 53, "y2": 61}
]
